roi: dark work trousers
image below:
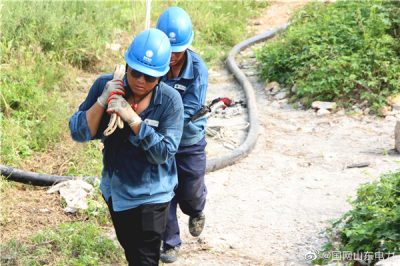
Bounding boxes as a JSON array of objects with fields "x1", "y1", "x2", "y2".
[
  {"x1": 105, "y1": 197, "x2": 170, "y2": 266},
  {"x1": 163, "y1": 137, "x2": 207, "y2": 249}
]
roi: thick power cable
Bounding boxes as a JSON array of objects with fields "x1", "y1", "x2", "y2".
[
  {"x1": 1, "y1": 24, "x2": 288, "y2": 185},
  {"x1": 205, "y1": 24, "x2": 288, "y2": 172}
]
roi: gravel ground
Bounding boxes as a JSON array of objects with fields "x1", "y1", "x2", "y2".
[{"x1": 173, "y1": 1, "x2": 400, "y2": 265}]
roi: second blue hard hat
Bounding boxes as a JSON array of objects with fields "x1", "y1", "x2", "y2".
[
  {"x1": 124, "y1": 28, "x2": 171, "y2": 77},
  {"x1": 156, "y1": 7, "x2": 194, "y2": 52}
]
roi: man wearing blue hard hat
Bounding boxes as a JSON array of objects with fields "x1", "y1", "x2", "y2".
[
  {"x1": 69, "y1": 28, "x2": 184, "y2": 265},
  {"x1": 156, "y1": 6, "x2": 208, "y2": 263}
]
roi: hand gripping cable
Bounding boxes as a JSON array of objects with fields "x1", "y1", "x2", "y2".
[{"x1": 103, "y1": 64, "x2": 126, "y2": 136}]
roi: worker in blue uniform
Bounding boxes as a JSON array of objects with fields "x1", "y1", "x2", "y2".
[
  {"x1": 156, "y1": 7, "x2": 208, "y2": 264},
  {"x1": 69, "y1": 28, "x2": 184, "y2": 266}
]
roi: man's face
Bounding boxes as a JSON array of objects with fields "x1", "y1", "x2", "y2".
[
  {"x1": 126, "y1": 66, "x2": 159, "y2": 96},
  {"x1": 170, "y1": 51, "x2": 186, "y2": 67}
]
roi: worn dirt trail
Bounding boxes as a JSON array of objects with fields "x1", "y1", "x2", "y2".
[
  {"x1": 3, "y1": 2, "x2": 399, "y2": 265},
  {"x1": 173, "y1": 1, "x2": 400, "y2": 265}
]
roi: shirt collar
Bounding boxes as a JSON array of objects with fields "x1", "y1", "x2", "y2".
[{"x1": 179, "y1": 50, "x2": 194, "y2": 80}]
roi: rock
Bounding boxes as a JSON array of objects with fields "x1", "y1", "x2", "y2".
[
  {"x1": 316, "y1": 109, "x2": 331, "y2": 116},
  {"x1": 271, "y1": 101, "x2": 280, "y2": 108},
  {"x1": 359, "y1": 100, "x2": 369, "y2": 108},
  {"x1": 352, "y1": 107, "x2": 363, "y2": 115},
  {"x1": 385, "y1": 115, "x2": 397, "y2": 121},
  {"x1": 375, "y1": 255, "x2": 400, "y2": 266},
  {"x1": 291, "y1": 84, "x2": 297, "y2": 93},
  {"x1": 265, "y1": 81, "x2": 281, "y2": 95},
  {"x1": 395, "y1": 121, "x2": 400, "y2": 152},
  {"x1": 336, "y1": 109, "x2": 346, "y2": 115},
  {"x1": 378, "y1": 106, "x2": 391, "y2": 117},
  {"x1": 274, "y1": 91, "x2": 287, "y2": 100},
  {"x1": 311, "y1": 101, "x2": 337, "y2": 111},
  {"x1": 387, "y1": 94, "x2": 400, "y2": 110},
  {"x1": 363, "y1": 108, "x2": 370, "y2": 115}
]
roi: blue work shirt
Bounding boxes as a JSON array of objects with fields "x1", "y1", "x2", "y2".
[
  {"x1": 69, "y1": 74, "x2": 184, "y2": 211},
  {"x1": 161, "y1": 49, "x2": 208, "y2": 147}
]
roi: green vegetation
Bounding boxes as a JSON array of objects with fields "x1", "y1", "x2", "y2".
[
  {"x1": 178, "y1": 0, "x2": 268, "y2": 65},
  {"x1": 0, "y1": 222, "x2": 125, "y2": 265},
  {"x1": 0, "y1": 0, "x2": 267, "y2": 169},
  {"x1": 66, "y1": 142, "x2": 104, "y2": 177},
  {"x1": 0, "y1": 2, "x2": 268, "y2": 264},
  {"x1": 313, "y1": 171, "x2": 400, "y2": 265},
  {"x1": 256, "y1": 0, "x2": 400, "y2": 111},
  {"x1": 0, "y1": 1, "x2": 134, "y2": 166}
]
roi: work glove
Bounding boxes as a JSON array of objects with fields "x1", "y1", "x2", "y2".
[
  {"x1": 106, "y1": 95, "x2": 142, "y2": 127},
  {"x1": 97, "y1": 79, "x2": 125, "y2": 108}
]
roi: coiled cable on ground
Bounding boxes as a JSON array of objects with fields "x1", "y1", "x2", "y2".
[{"x1": 0, "y1": 24, "x2": 289, "y2": 185}]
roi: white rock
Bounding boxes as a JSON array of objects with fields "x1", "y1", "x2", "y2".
[
  {"x1": 385, "y1": 115, "x2": 397, "y2": 121},
  {"x1": 379, "y1": 106, "x2": 391, "y2": 117},
  {"x1": 375, "y1": 255, "x2": 400, "y2": 266},
  {"x1": 311, "y1": 101, "x2": 337, "y2": 110},
  {"x1": 316, "y1": 109, "x2": 331, "y2": 116},
  {"x1": 274, "y1": 91, "x2": 287, "y2": 100},
  {"x1": 387, "y1": 94, "x2": 400, "y2": 109},
  {"x1": 265, "y1": 81, "x2": 281, "y2": 95},
  {"x1": 271, "y1": 101, "x2": 281, "y2": 108},
  {"x1": 336, "y1": 109, "x2": 346, "y2": 115}
]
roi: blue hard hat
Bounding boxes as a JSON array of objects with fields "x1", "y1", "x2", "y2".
[
  {"x1": 124, "y1": 28, "x2": 171, "y2": 77},
  {"x1": 156, "y1": 7, "x2": 194, "y2": 52}
]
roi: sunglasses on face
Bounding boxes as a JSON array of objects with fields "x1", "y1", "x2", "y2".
[{"x1": 129, "y1": 69, "x2": 157, "y2": 83}]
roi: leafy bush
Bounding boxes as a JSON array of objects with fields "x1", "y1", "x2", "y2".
[
  {"x1": 178, "y1": 0, "x2": 268, "y2": 65},
  {"x1": 0, "y1": 222, "x2": 124, "y2": 265},
  {"x1": 313, "y1": 171, "x2": 400, "y2": 265},
  {"x1": 0, "y1": 1, "x2": 133, "y2": 166},
  {"x1": 256, "y1": 0, "x2": 400, "y2": 111}
]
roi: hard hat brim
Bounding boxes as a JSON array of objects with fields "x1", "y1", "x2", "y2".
[
  {"x1": 171, "y1": 31, "x2": 194, "y2": 53},
  {"x1": 125, "y1": 55, "x2": 170, "y2": 77}
]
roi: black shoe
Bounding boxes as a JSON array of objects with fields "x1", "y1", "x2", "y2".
[
  {"x1": 160, "y1": 246, "x2": 180, "y2": 263},
  {"x1": 189, "y1": 213, "x2": 205, "y2": 237}
]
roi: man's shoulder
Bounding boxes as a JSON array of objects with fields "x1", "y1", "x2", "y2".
[
  {"x1": 187, "y1": 50, "x2": 208, "y2": 80},
  {"x1": 96, "y1": 73, "x2": 114, "y2": 83},
  {"x1": 158, "y1": 82, "x2": 183, "y2": 105},
  {"x1": 188, "y1": 50, "x2": 207, "y2": 68}
]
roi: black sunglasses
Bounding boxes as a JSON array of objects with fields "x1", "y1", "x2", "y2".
[{"x1": 129, "y1": 68, "x2": 157, "y2": 83}]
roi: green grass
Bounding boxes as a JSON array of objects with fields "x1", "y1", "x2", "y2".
[
  {"x1": 0, "y1": 222, "x2": 125, "y2": 266},
  {"x1": 256, "y1": 0, "x2": 400, "y2": 111},
  {"x1": 0, "y1": 1, "x2": 134, "y2": 166},
  {"x1": 1, "y1": 0, "x2": 268, "y2": 168},
  {"x1": 65, "y1": 141, "x2": 104, "y2": 177},
  {"x1": 0, "y1": 2, "x2": 269, "y2": 264},
  {"x1": 313, "y1": 171, "x2": 400, "y2": 265}
]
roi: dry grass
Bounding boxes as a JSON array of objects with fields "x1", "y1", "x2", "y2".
[{"x1": 0, "y1": 182, "x2": 78, "y2": 243}]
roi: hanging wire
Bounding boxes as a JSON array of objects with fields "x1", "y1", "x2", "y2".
[{"x1": 145, "y1": 0, "x2": 152, "y2": 30}]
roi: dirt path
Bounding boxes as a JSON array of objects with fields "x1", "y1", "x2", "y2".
[
  {"x1": 3, "y1": 1, "x2": 399, "y2": 265},
  {"x1": 173, "y1": 1, "x2": 400, "y2": 265}
]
